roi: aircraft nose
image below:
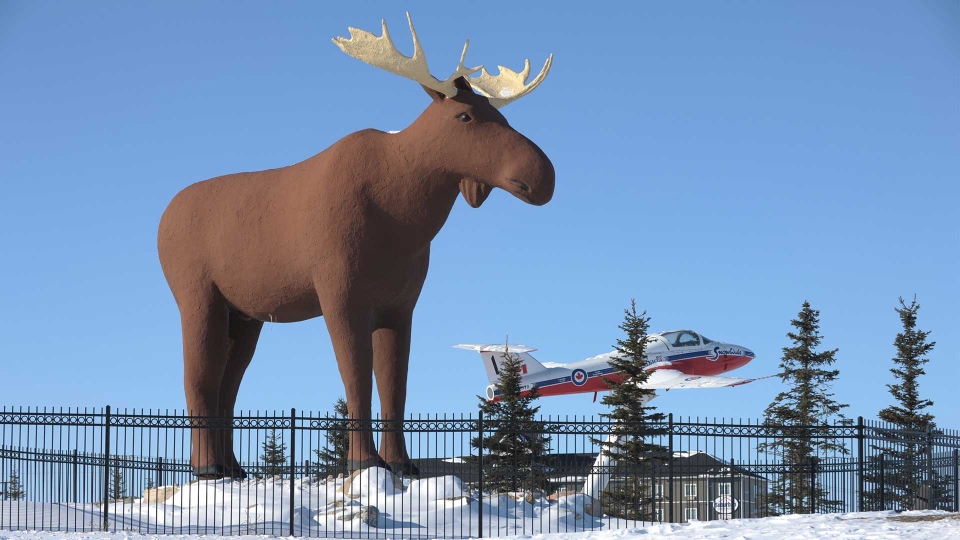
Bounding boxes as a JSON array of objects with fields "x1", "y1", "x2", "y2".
[{"x1": 726, "y1": 343, "x2": 755, "y2": 358}]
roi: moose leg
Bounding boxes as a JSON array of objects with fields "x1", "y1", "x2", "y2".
[
  {"x1": 372, "y1": 315, "x2": 418, "y2": 476},
  {"x1": 218, "y1": 311, "x2": 264, "y2": 478},
  {"x1": 323, "y1": 306, "x2": 384, "y2": 471},
  {"x1": 180, "y1": 289, "x2": 230, "y2": 478}
]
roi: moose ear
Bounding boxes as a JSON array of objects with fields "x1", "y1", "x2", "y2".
[
  {"x1": 421, "y1": 84, "x2": 447, "y2": 101},
  {"x1": 453, "y1": 76, "x2": 473, "y2": 93}
]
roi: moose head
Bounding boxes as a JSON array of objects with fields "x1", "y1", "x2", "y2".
[
  {"x1": 158, "y1": 13, "x2": 555, "y2": 479},
  {"x1": 334, "y1": 13, "x2": 555, "y2": 208}
]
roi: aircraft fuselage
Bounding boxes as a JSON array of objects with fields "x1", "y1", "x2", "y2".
[{"x1": 456, "y1": 330, "x2": 757, "y2": 401}]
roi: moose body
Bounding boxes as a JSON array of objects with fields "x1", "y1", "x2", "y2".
[{"x1": 158, "y1": 15, "x2": 554, "y2": 478}]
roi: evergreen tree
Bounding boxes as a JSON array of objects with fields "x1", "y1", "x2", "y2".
[
  {"x1": 314, "y1": 397, "x2": 350, "y2": 477},
  {"x1": 864, "y1": 296, "x2": 946, "y2": 510},
  {"x1": 472, "y1": 342, "x2": 552, "y2": 494},
  {"x1": 259, "y1": 429, "x2": 288, "y2": 478},
  {"x1": 144, "y1": 476, "x2": 156, "y2": 491},
  {"x1": 758, "y1": 301, "x2": 848, "y2": 515},
  {"x1": 109, "y1": 459, "x2": 126, "y2": 501},
  {"x1": 592, "y1": 300, "x2": 667, "y2": 521},
  {"x1": 2, "y1": 470, "x2": 25, "y2": 500},
  {"x1": 880, "y1": 296, "x2": 936, "y2": 429}
]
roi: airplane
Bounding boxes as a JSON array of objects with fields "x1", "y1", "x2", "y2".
[
  {"x1": 456, "y1": 329, "x2": 763, "y2": 402},
  {"x1": 457, "y1": 329, "x2": 767, "y2": 500}
]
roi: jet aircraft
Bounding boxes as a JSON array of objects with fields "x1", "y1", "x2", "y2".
[{"x1": 456, "y1": 329, "x2": 762, "y2": 401}]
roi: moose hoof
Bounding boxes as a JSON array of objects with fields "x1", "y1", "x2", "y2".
[
  {"x1": 193, "y1": 464, "x2": 228, "y2": 479},
  {"x1": 388, "y1": 462, "x2": 420, "y2": 477},
  {"x1": 347, "y1": 458, "x2": 389, "y2": 472}
]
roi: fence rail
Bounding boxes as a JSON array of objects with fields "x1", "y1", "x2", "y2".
[{"x1": 1, "y1": 407, "x2": 957, "y2": 538}]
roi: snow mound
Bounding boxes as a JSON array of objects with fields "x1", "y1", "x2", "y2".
[
  {"x1": 408, "y1": 475, "x2": 465, "y2": 501},
  {"x1": 344, "y1": 466, "x2": 400, "y2": 498},
  {"x1": 555, "y1": 493, "x2": 603, "y2": 517}
]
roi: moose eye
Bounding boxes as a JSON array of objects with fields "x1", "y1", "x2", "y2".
[{"x1": 457, "y1": 113, "x2": 473, "y2": 123}]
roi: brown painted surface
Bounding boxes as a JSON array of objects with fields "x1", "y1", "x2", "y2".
[{"x1": 158, "y1": 78, "x2": 554, "y2": 476}]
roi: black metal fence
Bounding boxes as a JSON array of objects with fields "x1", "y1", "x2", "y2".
[{"x1": 0, "y1": 407, "x2": 957, "y2": 537}]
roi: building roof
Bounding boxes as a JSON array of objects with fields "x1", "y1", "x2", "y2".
[{"x1": 412, "y1": 451, "x2": 765, "y2": 484}]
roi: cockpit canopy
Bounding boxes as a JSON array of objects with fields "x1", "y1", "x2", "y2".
[{"x1": 655, "y1": 330, "x2": 715, "y2": 348}]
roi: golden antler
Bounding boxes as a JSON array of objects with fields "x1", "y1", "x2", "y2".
[
  {"x1": 332, "y1": 12, "x2": 480, "y2": 99},
  {"x1": 334, "y1": 13, "x2": 553, "y2": 107},
  {"x1": 467, "y1": 56, "x2": 554, "y2": 109}
]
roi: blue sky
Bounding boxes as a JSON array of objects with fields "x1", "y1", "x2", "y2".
[{"x1": 1, "y1": 2, "x2": 957, "y2": 426}]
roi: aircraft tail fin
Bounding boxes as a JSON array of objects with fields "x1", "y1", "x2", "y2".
[{"x1": 454, "y1": 343, "x2": 547, "y2": 385}]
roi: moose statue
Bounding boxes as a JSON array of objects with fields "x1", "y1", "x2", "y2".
[{"x1": 158, "y1": 14, "x2": 555, "y2": 478}]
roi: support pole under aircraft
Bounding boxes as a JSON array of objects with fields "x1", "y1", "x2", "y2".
[{"x1": 583, "y1": 392, "x2": 657, "y2": 499}]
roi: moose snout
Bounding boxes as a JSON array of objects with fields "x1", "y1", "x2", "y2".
[
  {"x1": 510, "y1": 179, "x2": 530, "y2": 192},
  {"x1": 508, "y1": 176, "x2": 552, "y2": 205},
  {"x1": 523, "y1": 159, "x2": 555, "y2": 206},
  {"x1": 501, "y1": 131, "x2": 554, "y2": 205},
  {"x1": 526, "y1": 140, "x2": 555, "y2": 206}
]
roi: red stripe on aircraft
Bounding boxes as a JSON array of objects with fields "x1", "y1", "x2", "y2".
[{"x1": 509, "y1": 354, "x2": 753, "y2": 399}]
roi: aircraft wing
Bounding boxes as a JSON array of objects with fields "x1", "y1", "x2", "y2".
[{"x1": 645, "y1": 369, "x2": 774, "y2": 390}]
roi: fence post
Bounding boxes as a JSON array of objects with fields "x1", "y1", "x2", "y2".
[
  {"x1": 650, "y1": 441, "x2": 656, "y2": 521},
  {"x1": 879, "y1": 453, "x2": 885, "y2": 511},
  {"x1": 729, "y1": 458, "x2": 736, "y2": 519},
  {"x1": 477, "y1": 410, "x2": 483, "y2": 539},
  {"x1": 102, "y1": 405, "x2": 111, "y2": 532},
  {"x1": 856, "y1": 416, "x2": 864, "y2": 512},
  {"x1": 289, "y1": 407, "x2": 296, "y2": 537},
  {"x1": 72, "y1": 449, "x2": 79, "y2": 503},
  {"x1": 809, "y1": 456, "x2": 817, "y2": 515},
  {"x1": 926, "y1": 425, "x2": 935, "y2": 510},
  {"x1": 953, "y1": 449, "x2": 958, "y2": 513},
  {"x1": 668, "y1": 413, "x2": 674, "y2": 524},
  {"x1": 156, "y1": 457, "x2": 163, "y2": 490}
]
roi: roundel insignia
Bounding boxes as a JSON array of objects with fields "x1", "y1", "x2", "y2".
[{"x1": 571, "y1": 369, "x2": 588, "y2": 386}]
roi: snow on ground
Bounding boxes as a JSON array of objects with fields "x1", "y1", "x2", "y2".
[
  {"x1": 1, "y1": 468, "x2": 958, "y2": 539},
  {"x1": 1, "y1": 512, "x2": 958, "y2": 540}
]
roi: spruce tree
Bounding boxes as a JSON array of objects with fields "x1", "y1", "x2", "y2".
[
  {"x1": 260, "y1": 429, "x2": 288, "y2": 478},
  {"x1": 314, "y1": 397, "x2": 350, "y2": 477},
  {"x1": 592, "y1": 300, "x2": 667, "y2": 521},
  {"x1": 880, "y1": 296, "x2": 936, "y2": 430},
  {"x1": 758, "y1": 301, "x2": 848, "y2": 515},
  {"x1": 472, "y1": 342, "x2": 551, "y2": 494},
  {"x1": 2, "y1": 470, "x2": 25, "y2": 500},
  {"x1": 867, "y1": 296, "x2": 945, "y2": 510},
  {"x1": 109, "y1": 459, "x2": 126, "y2": 501}
]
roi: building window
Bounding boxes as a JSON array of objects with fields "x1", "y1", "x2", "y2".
[
  {"x1": 685, "y1": 507, "x2": 698, "y2": 521},
  {"x1": 653, "y1": 482, "x2": 663, "y2": 498},
  {"x1": 655, "y1": 508, "x2": 663, "y2": 522},
  {"x1": 683, "y1": 483, "x2": 697, "y2": 498},
  {"x1": 718, "y1": 482, "x2": 731, "y2": 496}
]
